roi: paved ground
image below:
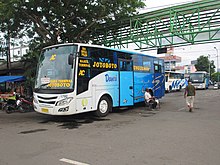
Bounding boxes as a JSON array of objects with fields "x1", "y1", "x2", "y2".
[{"x1": 0, "y1": 88, "x2": 220, "y2": 165}]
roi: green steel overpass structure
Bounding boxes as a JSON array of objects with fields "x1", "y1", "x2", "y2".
[{"x1": 90, "y1": 0, "x2": 220, "y2": 51}]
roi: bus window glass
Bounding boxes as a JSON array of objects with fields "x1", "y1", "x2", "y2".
[
  {"x1": 143, "y1": 56, "x2": 152, "y2": 73},
  {"x1": 181, "y1": 73, "x2": 184, "y2": 79},
  {"x1": 190, "y1": 73, "x2": 204, "y2": 82},
  {"x1": 159, "y1": 59, "x2": 164, "y2": 73},
  {"x1": 175, "y1": 73, "x2": 180, "y2": 79},
  {"x1": 89, "y1": 47, "x2": 117, "y2": 71},
  {"x1": 117, "y1": 51, "x2": 131, "y2": 60},
  {"x1": 132, "y1": 55, "x2": 142, "y2": 66},
  {"x1": 35, "y1": 45, "x2": 76, "y2": 90},
  {"x1": 154, "y1": 64, "x2": 159, "y2": 73},
  {"x1": 119, "y1": 60, "x2": 132, "y2": 71},
  {"x1": 78, "y1": 47, "x2": 119, "y2": 94},
  {"x1": 169, "y1": 73, "x2": 175, "y2": 79},
  {"x1": 154, "y1": 64, "x2": 161, "y2": 73},
  {"x1": 154, "y1": 59, "x2": 159, "y2": 64},
  {"x1": 133, "y1": 55, "x2": 152, "y2": 73}
]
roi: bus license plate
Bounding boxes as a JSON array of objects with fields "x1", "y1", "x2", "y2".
[{"x1": 41, "y1": 108, "x2": 48, "y2": 113}]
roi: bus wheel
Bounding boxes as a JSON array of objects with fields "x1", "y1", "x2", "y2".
[
  {"x1": 168, "y1": 86, "x2": 172, "y2": 92},
  {"x1": 95, "y1": 96, "x2": 112, "y2": 117},
  {"x1": 178, "y1": 85, "x2": 182, "y2": 91}
]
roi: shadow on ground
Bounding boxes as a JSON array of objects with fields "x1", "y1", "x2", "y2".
[{"x1": 38, "y1": 113, "x2": 110, "y2": 129}]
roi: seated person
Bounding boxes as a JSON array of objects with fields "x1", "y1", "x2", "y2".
[{"x1": 144, "y1": 88, "x2": 157, "y2": 109}]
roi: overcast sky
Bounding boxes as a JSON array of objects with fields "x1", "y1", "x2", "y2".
[{"x1": 137, "y1": 0, "x2": 220, "y2": 67}]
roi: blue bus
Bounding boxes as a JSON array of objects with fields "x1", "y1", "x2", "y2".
[
  {"x1": 33, "y1": 43, "x2": 165, "y2": 117},
  {"x1": 189, "y1": 71, "x2": 209, "y2": 89}
]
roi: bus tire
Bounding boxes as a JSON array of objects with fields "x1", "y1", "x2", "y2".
[
  {"x1": 95, "y1": 96, "x2": 112, "y2": 117},
  {"x1": 178, "y1": 85, "x2": 182, "y2": 91},
  {"x1": 168, "y1": 86, "x2": 172, "y2": 93}
]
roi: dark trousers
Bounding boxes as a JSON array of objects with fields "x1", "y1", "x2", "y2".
[
  {"x1": 145, "y1": 100, "x2": 157, "y2": 109},
  {"x1": 149, "y1": 100, "x2": 157, "y2": 109}
]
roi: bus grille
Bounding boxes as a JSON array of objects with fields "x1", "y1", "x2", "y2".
[
  {"x1": 37, "y1": 96, "x2": 57, "y2": 100},
  {"x1": 37, "y1": 96, "x2": 58, "y2": 105},
  {"x1": 38, "y1": 100, "x2": 56, "y2": 104}
]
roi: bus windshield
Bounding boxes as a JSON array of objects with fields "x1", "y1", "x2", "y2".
[
  {"x1": 190, "y1": 73, "x2": 204, "y2": 83},
  {"x1": 35, "y1": 45, "x2": 77, "y2": 91}
]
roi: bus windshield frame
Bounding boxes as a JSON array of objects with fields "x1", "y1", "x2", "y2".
[
  {"x1": 34, "y1": 44, "x2": 78, "y2": 94},
  {"x1": 190, "y1": 73, "x2": 205, "y2": 83}
]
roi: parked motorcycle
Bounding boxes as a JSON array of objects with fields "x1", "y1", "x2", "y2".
[{"x1": 5, "y1": 93, "x2": 33, "y2": 114}]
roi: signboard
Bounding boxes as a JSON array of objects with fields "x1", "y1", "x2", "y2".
[{"x1": 159, "y1": 55, "x2": 181, "y2": 62}]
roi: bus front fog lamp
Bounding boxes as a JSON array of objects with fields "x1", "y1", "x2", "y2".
[{"x1": 56, "y1": 97, "x2": 73, "y2": 106}]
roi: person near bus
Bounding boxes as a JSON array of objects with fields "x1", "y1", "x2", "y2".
[
  {"x1": 144, "y1": 88, "x2": 157, "y2": 109},
  {"x1": 184, "y1": 80, "x2": 196, "y2": 112},
  {"x1": 15, "y1": 83, "x2": 25, "y2": 97}
]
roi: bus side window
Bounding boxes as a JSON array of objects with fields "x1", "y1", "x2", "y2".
[
  {"x1": 154, "y1": 64, "x2": 161, "y2": 73},
  {"x1": 126, "y1": 61, "x2": 132, "y2": 71},
  {"x1": 77, "y1": 56, "x2": 91, "y2": 94},
  {"x1": 181, "y1": 74, "x2": 184, "y2": 79},
  {"x1": 119, "y1": 61, "x2": 132, "y2": 71}
]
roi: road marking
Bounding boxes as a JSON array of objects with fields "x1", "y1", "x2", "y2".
[
  {"x1": 59, "y1": 158, "x2": 90, "y2": 165},
  {"x1": 177, "y1": 107, "x2": 185, "y2": 111}
]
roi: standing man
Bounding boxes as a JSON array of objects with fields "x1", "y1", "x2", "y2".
[{"x1": 184, "y1": 80, "x2": 196, "y2": 112}]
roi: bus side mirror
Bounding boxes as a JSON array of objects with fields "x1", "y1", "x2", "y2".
[{"x1": 68, "y1": 54, "x2": 74, "y2": 65}]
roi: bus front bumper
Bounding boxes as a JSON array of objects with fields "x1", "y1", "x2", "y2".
[
  {"x1": 192, "y1": 84, "x2": 205, "y2": 89},
  {"x1": 34, "y1": 102, "x2": 74, "y2": 115}
]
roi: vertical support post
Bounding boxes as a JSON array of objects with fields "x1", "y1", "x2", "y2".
[
  {"x1": 208, "y1": 54, "x2": 211, "y2": 77},
  {"x1": 6, "y1": 32, "x2": 11, "y2": 76},
  {"x1": 214, "y1": 47, "x2": 219, "y2": 82}
]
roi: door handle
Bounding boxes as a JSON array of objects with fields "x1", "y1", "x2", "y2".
[{"x1": 129, "y1": 86, "x2": 133, "y2": 89}]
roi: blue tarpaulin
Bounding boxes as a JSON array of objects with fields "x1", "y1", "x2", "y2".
[{"x1": 0, "y1": 76, "x2": 26, "y2": 83}]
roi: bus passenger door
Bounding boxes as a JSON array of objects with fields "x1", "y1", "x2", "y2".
[
  {"x1": 153, "y1": 61, "x2": 165, "y2": 98},
  {"x1": 118, "y1": 59, "x2": 134, "y2": 106}
]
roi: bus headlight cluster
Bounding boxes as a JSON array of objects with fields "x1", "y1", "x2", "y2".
[
  {"x1": 56, "y1": 97, "x2": 73, "y2": 106},
  {"x1": 33, "y1": 97, "x2": 39, "y2": 104}
]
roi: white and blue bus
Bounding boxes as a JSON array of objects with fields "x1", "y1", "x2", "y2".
[
  {"x1": 189, "y1": 71, "x2": 209, "y2": 89},
  {"x1": 33, "y1": 43, "x2": 165, "y2": 117},
  {"x1": 165, "y1": 71, "x2": 188, "y2": 92}
]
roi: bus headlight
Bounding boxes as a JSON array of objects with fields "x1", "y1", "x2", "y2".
[
  {"x1": 33, "y1": 97, "x2": 38, "y2": 104},
  {"x1": 33, "y1": 93, "x2": 38, "y2": 104},
  {"x1": 56, "y1": 97, "x2": 73, "y2": 106}
]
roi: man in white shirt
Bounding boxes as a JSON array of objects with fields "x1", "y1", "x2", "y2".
[{"x1": 144, "y1": 88, "x2": 157, "y2": 109}]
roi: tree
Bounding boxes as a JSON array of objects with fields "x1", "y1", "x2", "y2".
[
  {"x1": 0, "y1": 0, "x2": 145, "y2": 87},
  {"x1": 195, "y1": 55, "x2": 215, "y2": 75},
  {"x1": 212, "y1": 72, "x2": 220, "y2": 82},
  {"x1": 0, "y1": 0, "x2": 145, "y2": 45},
  {"x1": 20, "y1": 40, "x2": 43, "y2": 89}
]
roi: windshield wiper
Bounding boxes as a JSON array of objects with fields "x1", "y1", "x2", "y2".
[{"x1": 38, "y1": 83, "x2": 50, "y2": 89}]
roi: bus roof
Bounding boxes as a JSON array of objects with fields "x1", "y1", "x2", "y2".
[{"x1": 43, "y1": 43, "x2": 161, "y2": 59}]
